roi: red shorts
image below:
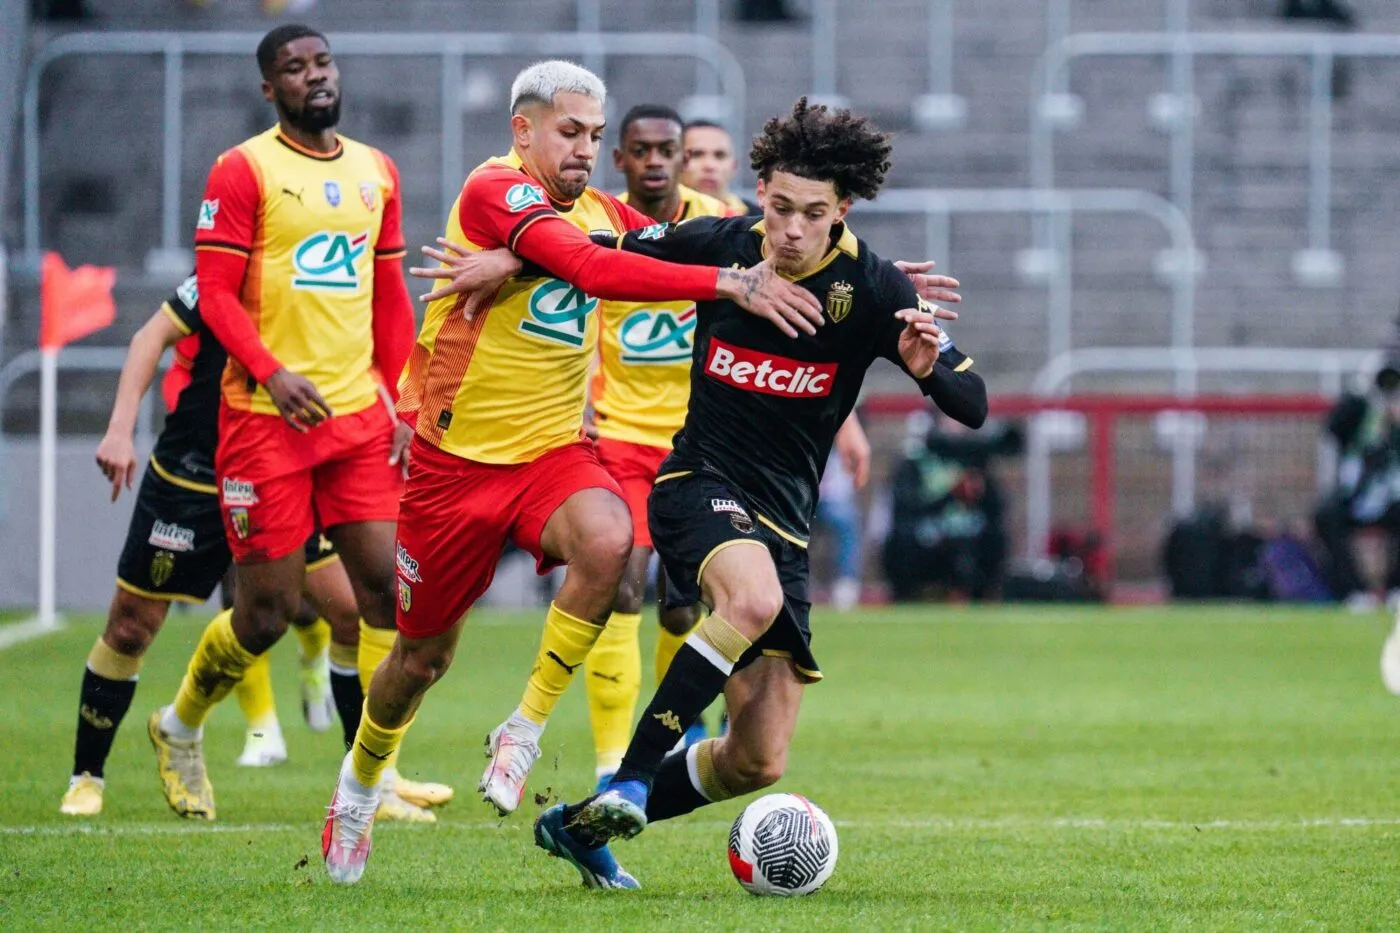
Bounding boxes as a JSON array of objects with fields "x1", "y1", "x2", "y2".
[
  {"x1": 394, "y1": 438, "x2": 623, "y2": 639},
  {"x1": 216, "y1": 402, "x2": 403, "y2": 563},
  {"x1": 593, "y1": 437, "x2": 670, "y2": 549}
]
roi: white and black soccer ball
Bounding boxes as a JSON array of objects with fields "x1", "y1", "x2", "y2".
[{"x1": 727, "y1": 793, "x2": 838, "y2": 896}]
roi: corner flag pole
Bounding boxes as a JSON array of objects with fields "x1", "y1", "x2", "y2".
[{"x1": 38, "y1": 345, "x2": 57, "y2": 631}]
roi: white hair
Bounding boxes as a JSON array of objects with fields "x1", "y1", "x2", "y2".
[{"x1": 509, "y1": 60, "x2": 606, "y2": 114}]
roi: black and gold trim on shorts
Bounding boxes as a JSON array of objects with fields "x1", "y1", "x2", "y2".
[
  {"x1": 114, "y1": 577, "x2": 209, "y2": 605},
  {"x1": 303, "y1": 533, "x2": 340, "y2": 573}
]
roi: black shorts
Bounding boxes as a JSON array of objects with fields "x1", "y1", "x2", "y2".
[
  {"x1": 649, "y1": 469, "x2": 820, "y2": 683},
  {"x1": 116, "y1": 457, "x2": 339, "y2": 603}
]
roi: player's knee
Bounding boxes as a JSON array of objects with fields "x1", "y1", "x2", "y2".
[
  {"x1": 658, "y1": 604, "x2": 700, "y2": 636},
  {"x1": 727, "y1": 747, "x2": 788, "y2": 794},
  {"x1": 722, "y1": 587, "x2": 784, "y2": 635},
  {"x1": 238, "y1": 589, "x2": 297, "y2": 652},
  {"x1": 397, "y1": 642, "x2": 455, "y2": 694},
  {"x1": 104, "y1": 595, "x2": 165, "y2": 657},
  {"x1": 575, "y1": 521, "x2": 633, "y2": 581}
]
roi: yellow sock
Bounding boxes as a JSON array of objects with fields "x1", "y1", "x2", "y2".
[
  {"x1": 654, "y1": 614, "x2": 703, "y2": 685},
  {"x1": 519, "y1": 602, "x2": 604, "y2": 726},
  {"x1": 357, "y1": 621, "x2": 401, "y2": 768},
  {"x1": 233, "y1": 651, "x2": 278, "y2": 730},
  {"x1": 584, "y1": 611, "x2": 642, "y2": 775},
  {"x1": 293, "y1": 617, "x2": 331, "y2": 663},
  {"x1": 357, "y1": 620, "x2": 395, "y2": 693},
  {"x1": 350, "y1": 704, "x2": 413, "y2": 789},
  {"x1": 172, "y1": 609, "x2": 255, "y2": 729}
]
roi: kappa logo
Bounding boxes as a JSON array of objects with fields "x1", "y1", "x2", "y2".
[
  {"x1": 704, "y1": 339, "x2": 838, "y2": 398},
  {"x1": 395, "y1": 544, "x2": 422, "y2": 583},
  {"x1": 148, "y1": 521, "x2": 195, "y2": 553},
  {"x1": 619, "y1": 307, "x2": 695, "y2": 364},
  {"x1": 653, "y1": 710, "x2": 683, "y2": 733},
  {"x1": 520, "y1": 279, "x2": 597, "y2": 348},
  {"x1": 80, "y1": 705, "x2": 113, "y2": 730},
  {"x1": 174, "y1": 275, "x2": 199, "y2": 311},
  {"x1": 292, "y1": 230, "x2": 368, "y2": 291},
  {"x1": 196, "y1": 199, "x2": 219, "y2": 231},
  {"x1": 221, "y1": 478, "x2": 257, "y2": 507},
  {"x1": 505, "y1": 182, "x2": 546, "y2": 213},
  {"x1": 636, "y1": 223, "x2": 667, "y2": 241}
]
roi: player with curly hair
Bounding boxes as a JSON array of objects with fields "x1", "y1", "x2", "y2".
[{"x1": 521, "y1": 97, "x2": 988, "y2": 888}]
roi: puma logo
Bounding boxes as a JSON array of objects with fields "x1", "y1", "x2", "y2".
[
  {"x1": 80, "y1": 704, "x2": 113, "y2": 730},
  {"x1": 590, "y1": 671, "x2": 624, "y2": 684},
  {"x1": 356, "y1": 742, "x2": 391, "y2": 762},
  {"x1": 546, "y1": 651, "x2": 581, "y2": 674},
  {"x1": 653, "y1": 710, "x2": 683, "y2": 733},
  {"x1": 282, "y1": 187, "x2": 305, "y2": 205}
]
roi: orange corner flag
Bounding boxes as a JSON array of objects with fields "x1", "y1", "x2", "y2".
[{"x1": 40, "y1": 251, "x2": 116, "y2": 351}]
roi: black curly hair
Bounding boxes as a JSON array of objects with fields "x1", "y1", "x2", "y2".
[{"x1": 749, "y1": 97, "x2": 892, "y2": 201}]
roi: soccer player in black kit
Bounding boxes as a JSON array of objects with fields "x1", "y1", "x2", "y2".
[
  {"x1": 407, "y1": 96, "x2": 982, "y2": 889},
  {"x1": 528, "y1": 98, "x2": 988, "y2": 889}
]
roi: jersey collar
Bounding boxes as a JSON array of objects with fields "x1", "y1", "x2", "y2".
[
  {"x1": 274, "y1": 128, "x2": 343, "y2": 161},
  {"x1": 751, "y1": 219, "x2": 859, "y2": 281}
]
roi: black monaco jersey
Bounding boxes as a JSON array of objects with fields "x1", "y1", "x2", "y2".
[
  {"x1": 612, "y1": 215, "x2": 982, "y2": 541},
  {"x1": 150, "y1": 274, "x2": 225, "y2": 483}
]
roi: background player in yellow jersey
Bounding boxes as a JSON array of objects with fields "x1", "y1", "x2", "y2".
[
  {"x1": 146, "y1": 25, "x2": 448, "y2": 825},
  {"x1": 323, "y1": 60, "x2": 824, "y2": 885},
  {"x1": 682, "y1": 119, "x2": 759, "y2": 216}
]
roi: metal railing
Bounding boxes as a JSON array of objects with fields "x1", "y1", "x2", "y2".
[
  {"x1": 1030, "y1": 31, "x2": 1400, "y2": 288},
  {"x1": 850, "y1": 187, "x2": 1197, "y2": 365},
  {"x1": 1019, "y1": 346, "x2": 1378, "y2": 559},
  {"x1": 21, "y1": 30, "x2": 748, "y2": 264}
]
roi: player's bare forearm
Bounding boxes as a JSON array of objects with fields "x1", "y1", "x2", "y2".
[
  {"x1": 108, "y1": 312, "x2": 181, "y2": 435},
  {"x1": 715, "y1": 261, "x2": 824, "y2": 338}
]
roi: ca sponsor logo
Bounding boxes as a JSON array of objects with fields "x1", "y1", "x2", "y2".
[
  {"x1": 520, "y1": 279, "x2": 597, "y2": 347},
  {"x1": 222, "y1": 477, "x2": 257, "y2": 507},
  {"x1": 175, "y1": 275, "x2": 199, "y2": 311},
  {"x1": 396, "y1": 544, "x2": 422, "y2": 583},
  {"x1": 619, "y1": 307, "x2": 695, "y2": 364},
  {"x1": 197, "y1": 199, "x2": 219, "y2": 231},
  {"x1": 637, "y1": 223, "x2": 667, "y2": 241},
  {"x1": 703, "y1": 339, "x2": 838, "y2": 398},
  {"x1": 292, "y1": 229, "x2": 368, "y2": 291},
  {"x1": 148, "y1": 521, "x2": 195, "y2": 553},
  {"x1": 505, "y1": 182, "x2": 546, "y2": 213}
]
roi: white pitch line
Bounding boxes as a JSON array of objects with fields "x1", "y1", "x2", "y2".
[
  {"x1": 0, "y1": 613, "x2": 64, "y2": 651},
  {"x1": 8, "y1": 815, "x2": 1400, "y2": 838}
]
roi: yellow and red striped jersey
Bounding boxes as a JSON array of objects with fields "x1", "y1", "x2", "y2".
[
  {"x1": 590, "y1": 185, "x2": 734, "y2": 448},
  {"x1": 193, "y1": 126, "x2": 404, "y2": 416},
  {"x1": 398, "y1": 151, "x2": 644, "y2": 464}
]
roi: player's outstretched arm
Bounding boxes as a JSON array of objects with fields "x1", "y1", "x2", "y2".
[
  {"x1": 96, "y1": 306, "x2": 186, "y2": 501},
  {"x1": 833, "y1": 413, "x2": 872, "y2": 489},
  {"x1": 409, "y1": 239, "x2": 522, "y2": 321}
]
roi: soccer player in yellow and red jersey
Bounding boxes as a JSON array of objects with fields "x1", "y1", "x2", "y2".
[
  {"x1": 320, "y1": 59, "x2": 823, "y2": 886},
  {"x1": 146, "y1": 25, "x2": 449, "y2": 824}
]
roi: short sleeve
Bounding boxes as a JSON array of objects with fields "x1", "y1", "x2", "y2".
[
  {"x1": 373, "y1": 151, "x2": 406, "y2": 258},
  {"x1": 161, "y1": 273, "x2": 202, "y2": 335},
  {"x1": 457, "y1": 167, "x2": 558, "y2": 252},
  {"x1": 194, "y1": 147, "x2": 259, "y2": 255}
]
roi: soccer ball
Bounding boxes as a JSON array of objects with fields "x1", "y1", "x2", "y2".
[{"x1": 727, "y1": 793, "x2": 838, "y2": 896}]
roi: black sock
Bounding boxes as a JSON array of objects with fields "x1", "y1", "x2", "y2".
[
  {"x1": 645, "y1": 749, "x2": 710, "y2": 823},
  {"x1": 72, "y1": 667, "x2": 137, "y2": 778},
  {"x1": 612, "y1": 643, "x2": 730, "y2": 791},
  {"x1": 329, "y1": 670, "x2": 364, "y2": 752}
]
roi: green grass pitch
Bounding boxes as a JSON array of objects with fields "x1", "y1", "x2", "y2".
[{"x1": 2, "y1": 604, "x2": 1398, "y2": 930}]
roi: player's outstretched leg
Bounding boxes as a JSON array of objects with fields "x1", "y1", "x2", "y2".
[
  {"x1": 323, "y1": 751, "x2": 380, "y2": 885},
  {"x1": 481, "y1": 487, "x2": 631, "y2": 816},
  {"x1": 61, "y1": 591, "x2": 170, "y2": 816},
  {"x1": 534, "y1": 803, "x2": 639, "y2": 890}
]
